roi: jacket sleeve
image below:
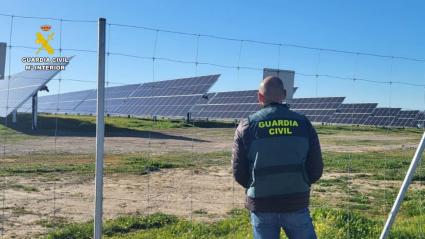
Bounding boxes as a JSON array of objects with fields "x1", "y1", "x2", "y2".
[
  {"x1": 305, "y1": 119, "x2": 324, "y2": 184},
  {"x1": 232, "y1": 119, "x2": 250, "y2": 188}
]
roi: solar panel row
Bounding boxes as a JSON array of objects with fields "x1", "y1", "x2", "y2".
[
  {"x1": 416, "y1": 112, "x2": 425, "y2": 127},
  {"x1": 29, "y1": 75, "x2": 219, "y2": 118},
  {"x1": 364, "y1": 116, "x2": 395, "y2": 126},
  {"x1": 191, "y1": 93, "x2": 346, "y2": 122},
  {"x1": 327, "y1": 103, "x2": 378, "y2": 124},
  {"x1": 0, "y1": 60, "x2": 70, "y2": 117},
  {"x1": 13, "y1": 71, "x2": 423, "y2": 128},
  {"x1": 371, "y1": 107, "x2": 401, "y2": 116},
  {"x1": 288, "y1": 97, "x2": 345, "y2": 123},
  {"x1": 190, "y1": 90, "x2": 260, "y2": 119},
  {"x1": 363, "y1": 107, "x2": 401, "y2": 126},
  {"x1": 192, "y1": 93, "x2": 422, "y2": 128},
  {"x1": 38, "y1": 90, "x2": 95, "y2": 113},
  {"x1": 390, "y1": 110, "x2": 419, "y2": 128}
]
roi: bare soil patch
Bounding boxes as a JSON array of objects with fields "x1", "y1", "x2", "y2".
[
  {"x1": 1, "y1": 126, "x2": 423, "y2": 238},
  {"x1": 1, "y1": 167, "x2": 246, "y2": 238}
]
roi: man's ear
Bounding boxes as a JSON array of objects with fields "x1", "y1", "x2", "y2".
[{"x1": 258, "y1": 92, "x2": 265, "y2": 105}]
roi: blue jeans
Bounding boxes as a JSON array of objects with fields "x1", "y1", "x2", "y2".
[{"x1": 250, "y1": 208, "x2": 317, "y2": 239}]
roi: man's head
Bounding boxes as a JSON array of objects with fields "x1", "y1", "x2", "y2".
[{"x1": 258, "y1": 76, "x2": 286, "y2": 107}]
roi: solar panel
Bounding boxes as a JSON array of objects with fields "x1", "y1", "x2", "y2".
[
  {"x1": 191, "y1": 103, "x2": 260, "y2": 119},
  {"x1": 371, "y1": 107, "x2": 401, "y2": 116},
  {"x1": 130, "y1": 75, "x2": 218, "y2": 97},
  {"x1": 396, "y1": 110, "x2": 419, "y2": 119},
  {"x1": 35, "y1": 75, "x2": 218, "y2": 118},
  {"x1": 120, "y1": 95, "x2": 204, "y2": 117},
  {"x1": 38, "y1": 90, "x2": 94, "y2": 114},
  {"x1": 288, "y1": 97, "x2": 345, "y2": 122},
  {"x1": 391, "y1": 110, "x2": 419, "y2": 128},
  {"x1": 364, "y1": 116, "x2": 395, "y2": 126},
  {"x1": 335, "y1": 103, "x2": 377, "y2": 113},
  {"x1": 73, "y1": 84, "x2": 140, "y2": 114},
  {"x1": 288, "y1": 97, "x2": 345, "y2": 105},
  {"x1": 190, "y1": 90, "x2": 260, "y2": 119},
  {"x1": 0, "y1": 60, "x2": 70, "y2": 117},
  {"x1": 416, "y1": 112, "x2": 425, "y2": 128},
  {"x1": 113, "y1": 75, "x2": 219, "y2": 117},
  {"x1": 191, "y1": 93, "x2": 345, "y2": 121},
  {"x1": 328, "y1": 103, "x2": 377, "y2": 125},
  {"x1": 363, "y1": 107, "x2": 401, "y2": 126},
  {"x1": 190, "y1": 89, "x2": 306, "y2": 120}
]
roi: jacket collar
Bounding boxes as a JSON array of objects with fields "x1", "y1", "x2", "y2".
[{"x1": 263, "y1": 102, "x2": 289, "y2": 109}]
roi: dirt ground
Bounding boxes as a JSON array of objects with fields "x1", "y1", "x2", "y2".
[
  {"x1": 3, "y1": 167, "x2": 424, "y2": 238},
  {"x1": 0, "y1": 127, "x2": 422, "y2": 238},
  {"x1": 1, "y1": 167, "x2": 246, "y2": 238},
  {"x1": 3, "y1": 128, "x2": 420, "y2": 156},
  {"x1": 2, "y1": 128, "x2": 235, "y2": 156}
]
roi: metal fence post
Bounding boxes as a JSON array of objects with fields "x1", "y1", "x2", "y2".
[
  {"x1": 380, "y1": 131, "x2": 425, "y2": 239},
  {"x1": 94, "y1": 17, "x2": 106, "y2": 239}
]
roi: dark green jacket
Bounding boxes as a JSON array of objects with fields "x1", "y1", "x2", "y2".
[{"x1": 232, "y1": 103, "x2": 323, "y2": 212}]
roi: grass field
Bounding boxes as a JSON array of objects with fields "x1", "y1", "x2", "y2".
[{"x1": 0, "y1": 113, "x2": 424, "y2": 238}]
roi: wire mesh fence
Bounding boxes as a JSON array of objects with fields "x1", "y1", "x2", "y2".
[{"x1": 0, "y1": 12, "x2": 424, "y2": 238}]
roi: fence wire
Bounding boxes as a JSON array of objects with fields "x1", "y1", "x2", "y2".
[{"x1": 0, "y1": 12, "x2": 423, "y2": 239}]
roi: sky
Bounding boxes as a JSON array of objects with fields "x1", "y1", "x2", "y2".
[{"x1": 0, "y1": 0, "x2": 425, "y2": 110}]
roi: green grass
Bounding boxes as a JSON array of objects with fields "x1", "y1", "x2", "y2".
[
  {"x1": 0, "y1": 153, "x2": 96, "y2": 176},
  {"x1": 0, "y1": 113, "x2": 195, "y2": 145},
  {"x1": 0, "y1": 183, "x2": 39, "y2": 192},
  {"x1": 1, "y1": 147, "x2": 421, "y2": 180},
  {"x1": 7, "y1": 113, "x2": 422, "y2": 138},
  {"x1": 0, "y1": 123, "x2": 32, "y2": 142},
  {"x1": 45, "y1": 213, "x2": 178, "y2": 239},
  {"x1": 112, "y1": 151, "x2": 230, "y2": 174},
  {"x1": 314, "y1": 124, "x2": 423, "y2": 136},
  {"x1": 8, "y1": 113, "x2": 192, "y2": 133},
  {"x1": 0, "y1": 151, "x2": 231, "y2": 177},
  {"x1": 323, "y1": 150, "x2": 425, "y2": 180},
  {"x1": 44, "y1": 208, "x2": 425, "y2": 239},
  {"x1": 2, "y1": 116, "x2": 424, "y2": 237},
  {"x1": 4, "y1": 113, "x2": 238, "y2": 135},
  {"x1": 314, "y1": 174, "x2": 424, "y2": 217}
]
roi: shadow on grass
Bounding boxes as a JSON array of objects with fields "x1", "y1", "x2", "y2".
[{"x1": 2, "y1": 113, "x2": 208, "y2": 142}]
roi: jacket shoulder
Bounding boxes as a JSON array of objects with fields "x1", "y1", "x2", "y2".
[
  {"x1": 287, "y1": 108, "x2": 311, "y2": 122},
  {"x1": 248, "y1": 107, "x2": 270, "y2": 122}
]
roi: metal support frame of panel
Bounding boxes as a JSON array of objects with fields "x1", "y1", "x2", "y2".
[
  {"x1": 0, "y1": 42, "x2": 6, "y2": 80},
  {"x1": 380, "y1": 131, "x2": 425, "y2": 238},
  {"x1": 263, "y1": 68, "x2": 295, "y2": 100},
  {"x1": 94, "y1": 17, "x2": 106, "y2": 239},
  {"x1": 186, "y1": 112, "x2": 191, "y2": 123},
  {"x1": 31, "y1": 93, "x2": 38, "y2": 130},
  {"x1": 0, "y1": 59, "x2": 71, "y2": 118},
  {"x1": 12, "y1": 109, "x2": 16, "y2": 123}
]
